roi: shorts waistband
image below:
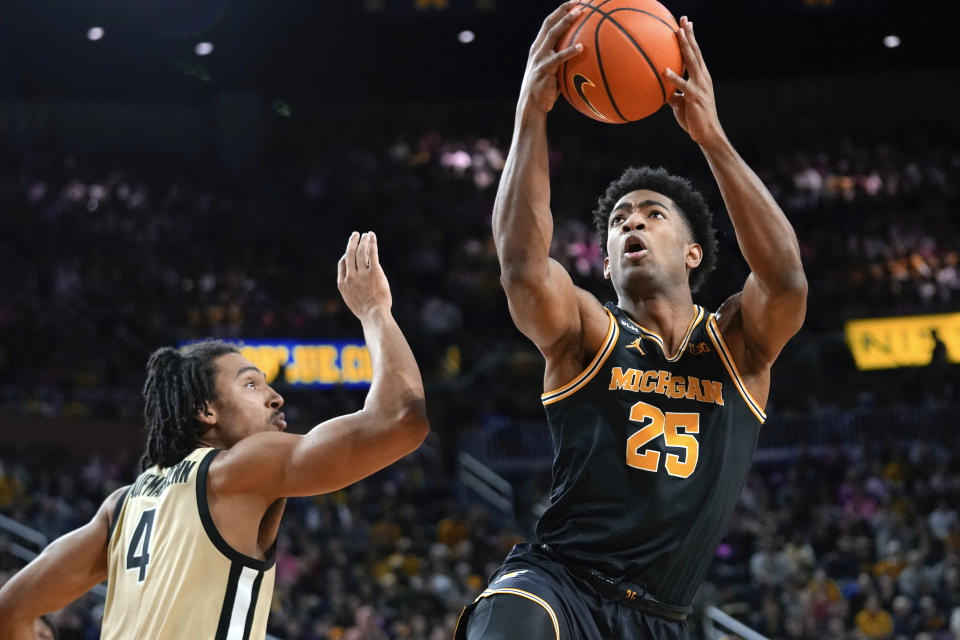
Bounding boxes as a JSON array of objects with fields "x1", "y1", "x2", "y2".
[{"x1": 538, "y1": 544, "x2": 691, "y2": 623}]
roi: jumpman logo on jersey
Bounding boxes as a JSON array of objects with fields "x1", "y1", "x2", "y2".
[
  {"x1": 626, "y1": 338, "x2": 645, "y2": 355},
  {"x1": 493, "y1": 570, "x2": 529, "y2": 584}
]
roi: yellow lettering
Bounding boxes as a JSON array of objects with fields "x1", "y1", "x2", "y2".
[
  {"x1": 610, "y1": 367, "x2": 641, "y2": 391},
  {"x1": 639, "y1": 370, "x2": 657, "y2": 393},
  {"x1": 655, "y1": 370, "x2": 670, "y2": 395},
  {"x1": 701, "y1": 380, "x2": 724, "y2": 406},
  {"x1": 240, "y1": 345, "x2": 289, "y2": 384},
  {"x1": 670, "y1": 376, "x2": 686, "y2": 399},
  {"x1": 685, "y1": 376, "x2": 705, "y2": 402},
  {"x1": 341, "y1": 345, "x2": 372, "y2": 383},
  {"x1": 287, "y1": 345, "x2": 340, "y2": 384}
]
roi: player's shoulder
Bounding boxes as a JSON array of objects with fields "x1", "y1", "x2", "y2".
[{"x1": 103, "y1": 484, "x2": 131, "y2": 531}]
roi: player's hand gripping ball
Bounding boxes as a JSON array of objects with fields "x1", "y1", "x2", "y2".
[{"x1": 557, "y1": 0, "x2": 684, "y2": 123}]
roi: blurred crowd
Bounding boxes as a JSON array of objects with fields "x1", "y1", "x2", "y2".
[
  {"x1": 1, "y1": 119, "x2": 959, "y2": 425},
  {"x1": 3, "y1": 434, "x2": 960, "y2": 640}
]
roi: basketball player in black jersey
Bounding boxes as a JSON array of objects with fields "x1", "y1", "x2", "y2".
[{"x1": 456, "y1": 3, "x2": 807, "y2": 639}]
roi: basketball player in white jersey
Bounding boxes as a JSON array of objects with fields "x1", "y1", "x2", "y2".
[{"x1": 0, "y1": 231, "x2": 429, "y2": 640}]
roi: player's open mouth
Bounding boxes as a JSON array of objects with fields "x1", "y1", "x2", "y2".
[{"x1": 624, "y1": 238, "x2": 647, "y2": 259}]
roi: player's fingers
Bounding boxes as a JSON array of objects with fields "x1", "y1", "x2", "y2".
[
  {"x1": 676, "y1": 21, "x2": 699, "y2": 78},
  {"x1": 356, "y1": 232, "x2": 369, "y2": 271},
  {"x1": 542, "y1": 4, "x2": 583, "y2": 51},
  {"x1": 533, "y1": 1, "x2": 581, "y2": 52},
  {"x1": 542, "y1": 42, "x2": 584, "y2": 73},
  {"x1": 664, "y1": 68, "x2": 690, "y2": 94},
  {"x1": 337, "y1": 255, "x2": 346, "y2": 284},
  {"x1": 344, "y1": 231, "x2": 359, "y2": 276},
  {"x1": 678, "y1": 18, "x2": 707, "y2": 79},
  {"x1": 369, "y1": 231, "x2": 381, "y2": 270}
]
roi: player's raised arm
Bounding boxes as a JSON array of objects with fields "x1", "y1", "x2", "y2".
[
  {"x1": 494, "y1": 1, "x2": 606, "y2": 356},
  {"x1": 664, "y1": 17, "x2": 807, "y2": 370},
  {"x1": 0, "y1": 487, "x2": 126, "y2": 640},
  {"x1": 210, "y1": 231, "x2": 428, "y2": 500}
]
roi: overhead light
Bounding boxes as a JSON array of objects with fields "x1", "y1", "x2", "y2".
[
  {"x1": 458, "y1": 30, "x2": 475, "y2": 44},
  {"x1": 87, "y1": 27, "x2": 104, "y2": 41},
  {"x1": 883, "y1": 35, "x2": 901, "y2": 48},
  {"x1": 194, "y1": 42, "x2": 214, "y2": 56}
]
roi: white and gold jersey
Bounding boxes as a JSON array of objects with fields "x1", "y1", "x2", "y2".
[{"x1": 102, "y1": 447, "x2": 275, "y2": 640}]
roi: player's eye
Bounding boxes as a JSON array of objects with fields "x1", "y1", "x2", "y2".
[
  {"x1": 611, "y1": 215, "x2": 623, "y2": 225},
  {"x1": 650, "y1": 210, "x2": 665, "y2": 219},
  {"x1": 246, "y1": 380, "x2": 256, "y2": 389}
]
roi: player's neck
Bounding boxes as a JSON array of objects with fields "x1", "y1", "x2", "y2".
[{"x1": 616, "y1": 292, "x2": 697, "y2": 355}]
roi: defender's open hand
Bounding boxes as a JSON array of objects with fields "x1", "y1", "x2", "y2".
[
  {"x1": 664, "y1": 17, "x2": 725, "y2": 148},
  {"x1": 337, "y1": 231, "x2": 392, "y2": 319},
  {"x1": 520, "y1": 1, "x2": 585, "y2": 115}
]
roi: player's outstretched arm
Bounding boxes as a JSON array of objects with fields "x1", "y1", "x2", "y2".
[
  {"x1": 0, "y1": 487, "x2": 126, "y2": 640},
  {"x1": 210, "y1": 231, "x2": 428, "y2": 500},
  {"x1": 494, "y1": 1, "x2": 607, "y2": 357},
  {"x1": 664, "y1": 17, "x2": 807, "y2": 370}
]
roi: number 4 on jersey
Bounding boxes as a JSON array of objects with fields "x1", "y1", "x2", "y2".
[
  {"x1": 126, "y1": 509, "x2": 156, "y2": 583},
  {"x1": 626, "y1": 400, "x2": 700, "y2": 478}
]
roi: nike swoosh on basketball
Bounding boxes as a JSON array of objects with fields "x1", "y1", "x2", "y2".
[{"x1": 572, "y1": 74, "x2": 609, "y2": 121}]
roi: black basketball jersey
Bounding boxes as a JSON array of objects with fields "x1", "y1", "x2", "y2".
[{"x1": 535, "y1": 302, "x2": 766, "y2": 607}]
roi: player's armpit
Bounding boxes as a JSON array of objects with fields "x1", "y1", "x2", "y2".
[
  {"x1": 209, "y1": 402, "x2": 428, "y2": 501},
  {"x1": 718, "y1": 271, "x2": 807, "y2": 376},
  {"x1": 740, "y1": 271, "x2": 807, "y2": 364},
  {"x1": 0, "y1": 487, "x2": 123, "y2": 637},
  {"x1": 502, "y1": 257, "x2": 607, "y2": 360}
]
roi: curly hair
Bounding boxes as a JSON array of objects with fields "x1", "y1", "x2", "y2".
[
  {"x1": 140, "y1": 340, "x2": 239, "y2": 470},
  {"x1": 591, "y1": 166, "x2": 718, "y2": 293}
]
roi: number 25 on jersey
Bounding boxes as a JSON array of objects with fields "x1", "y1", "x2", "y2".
[{"x1": 626, "y1": 400, "x2": 700, "y2": 478}]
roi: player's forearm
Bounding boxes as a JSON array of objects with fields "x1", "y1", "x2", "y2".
[
  {"x1": 358, "y1": 307, "x2": 428, "y2": 438},
  {"x1": 0, "y1": 527, "x2": 106, "y2": 632},
  {"x1": 493, "y1": 104, "x2": 555, "y2": 281},
  {"x1": 701, "y1": 135, "x2": 806, "y2": 292}
]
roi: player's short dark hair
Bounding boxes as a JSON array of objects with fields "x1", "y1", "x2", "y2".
[
  {"x1": 592, "y1": 166, "x2": 718, "y2": 293},
  {"x1": 141, "y1": 340, "x2": 239, "y2": 470}
]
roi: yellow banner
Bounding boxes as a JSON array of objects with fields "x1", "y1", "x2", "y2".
[
  {"x1": 236, "y1": 341, "x2": 372, "y2": 387},
  {"x1": 844, "y1": 313, "x2": 960, "y2": 370}
]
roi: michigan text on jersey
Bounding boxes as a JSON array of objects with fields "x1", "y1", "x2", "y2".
[{"x1": 608, "y1": 367, "x2": 724, "y2": 406}]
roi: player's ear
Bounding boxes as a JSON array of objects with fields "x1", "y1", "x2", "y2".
[
  {"x1": 196, "y1": 403, "x2": 217, "y2": 425},
  {"x1": 603, "y1": 255, "x2": 612, "y2": 280},
  {"x1": 685, "y1": 242, "x2": 703, "y2": 270}
]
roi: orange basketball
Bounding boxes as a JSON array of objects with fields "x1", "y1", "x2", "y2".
[{"x1": 557, "y1": 0, "x2": 684, "y2": 123}]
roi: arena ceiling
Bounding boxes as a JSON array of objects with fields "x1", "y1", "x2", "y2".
[{"x1": 1, "y1": 0, "x2": 954, "y2": 101}]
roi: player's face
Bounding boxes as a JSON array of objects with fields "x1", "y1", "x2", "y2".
[
  {"x1": 602, "y1": 189, "x2": 701, "y2": 293},
  {"x1": 32, "y1": 618, "x2": 55, "y2": 640},
  {"x1": 206, "y1": 353, "x2": 286, "y2": 446}
]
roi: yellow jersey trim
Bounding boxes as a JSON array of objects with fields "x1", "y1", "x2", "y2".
[
  {"x1": 541, "y1": 308, "x2": 619, "y2": 406},
  {"x1": 706, "y1": 315, "x2": 766, "y2": 423},
  {"x1": 475, "y1": 588, "x2": 560, "y2": 640},
  {"x1": 629, "y1": 305, "x2": 704, "y2": 362}
]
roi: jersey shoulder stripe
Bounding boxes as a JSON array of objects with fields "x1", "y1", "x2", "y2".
[
  {"x1": 107, "y1": 487, "x2": 130, "y2": 542},
  {"x1": 542, "y1": 307, "x2": 619, "y2": 406},
  {"x1": 196, "y1": 448, "x2": 276, "y2": 570},
  {"x1": 705, "y1": 315, "x2": 766, "y2": 422}
]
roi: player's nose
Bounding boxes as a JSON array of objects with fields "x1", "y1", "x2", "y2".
[
  {"x1": 267, "y1": 387, "x2": 284, "y2": 409},
  {"x1": 623, "y1": 212, "x2": 645, "y2": 232}
]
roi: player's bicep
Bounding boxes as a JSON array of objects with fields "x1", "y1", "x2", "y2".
[
  {"x1": 502, "y1": 257, "x2": 585, "y2": 352},
  {"x1": 739, "y1": 271, "x2": 807, "y2": 365},
  {"x1": 213, "y1": 409, "x2": 426, "y2": 500}
]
